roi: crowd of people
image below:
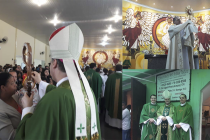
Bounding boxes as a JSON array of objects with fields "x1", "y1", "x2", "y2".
[{"x1": 0, "y1": 61, "x2": 122, "y2": 140}]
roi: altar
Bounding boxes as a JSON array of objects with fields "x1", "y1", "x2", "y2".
[
  {"x1": 144, "y1": 55, "x2": 199, "y2": 69},
  {"x1": 122, "y1": 0, "x2": 210, "y2": 69}
]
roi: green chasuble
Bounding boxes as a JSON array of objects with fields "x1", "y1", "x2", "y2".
[
  {"x1": 156, "y1": 104, "x2": 175, "y2": 140},
  {"x1": 15, "y1": 80, "x2": 101, "y2": 140},
  {"x1": 172, "y1": 103, "x2": 194, "y2": 140},
  {"x1": 139, "y1": 103, "x2": 160, "y2": 140},
  {"x1": 84, "y1": 69, "x2": 102, "y2": 101},
  {"x1": 104, "y1": 72, "x2": 122, "y2": 120}
]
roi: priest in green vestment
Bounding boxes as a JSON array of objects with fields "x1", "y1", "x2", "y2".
[
  {"x1": 104, "y1": 64, "x2": 122, "y2": 128},
  {"x1": 156, "y1": 90, "x2": 175, "y2": 140},
  {"x1": 172, "y1": 94, "x2": 194, "y2": 140},
  {"x1": 84, "y1": 63, "x2": 102, "y2": 102},
  {"x1": 15, "y1": 24, "x2": 101, "y2": 140},
  {"x1": 139, "y1": 94, "x2": 160, "y2": 140}
]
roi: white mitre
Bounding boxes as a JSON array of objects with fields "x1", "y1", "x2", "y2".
[
  {"x1": 162, "y1": 90, "x2": 172, "y2": 99},
  {"x1": 49, "y1": 23, "x2": 99, "y2": 139}
]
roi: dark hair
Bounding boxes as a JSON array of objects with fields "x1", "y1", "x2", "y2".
[
  {"x1": 116, "y1": 64, "x2": 122, "y2": 71},
  {"x1": 173, "y1": 16, "x2": 181, "y2": 24},
  {"x1": 41, "y1": 76, "x2": 47, "y2": 81},
  {"x1": 108, "y1": 70, "x2": 113, "y2": 76},
  {"x1": 16, "y1": 71, "x2": 22, "y2": 78},
  {"x1": 90, "y1": 63, "x2": 96, "y2": 69},
  {"x1": 126, "y1": 105, "x2": 131, "y2": 110},
  {"x1": 0, "y1": 73, "x2": 12, "y2": 90},
  {"x1": 85, "y1": 66, "x2": 90, "y2": 71},
  {"x1": 13, "y1": 66, "x2": 17, "y2": 71},
  {"x1": 180, "y1": 94, "x2": 187, "y2": 99},
  {"x1": 23, "y1": 69, "x2": 27, "y2": 74},
  {"x1": 96, "y1": 68, "x2": 100, "y2": 72},
  {"x1": 150, "y1": 94, "x2": 156, "y2": 98},
  {"x1": 103, "y1": 68, "x2": 108, "y2": 75},
  {"x1": 52, "y1": 59, "x2": 66, "y2": 73}
]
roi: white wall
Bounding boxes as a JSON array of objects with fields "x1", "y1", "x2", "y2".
[
  {"x1": 0, "y1": 20, "x2": 16, "y2": 65},
  {"x1": 0, "y1": 20, "x2": 48, "y2": 67},
  {"x1": 16, "y1": 29, "x2": 35, "y2": 60},
  {"x1": 45, "y1": 45, "x2": 51, "y2": 66}
]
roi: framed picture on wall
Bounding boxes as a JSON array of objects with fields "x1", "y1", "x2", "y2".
[{"x1": 156, "y1": 69, "x2": 191, "y2": 102}]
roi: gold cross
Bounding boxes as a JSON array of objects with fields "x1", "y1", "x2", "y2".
[
  {"x1": 179, "y1": 109, "x2": 183, "y2": 113},
  {"x1": 149, "y1": 134, "x2": 153, "y2": 139},
  {"x1": 151, "y1": 108, "x2": 155, "y2": 113}
]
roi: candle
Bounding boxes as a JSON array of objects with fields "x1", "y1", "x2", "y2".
[{"x1": 150, "y1": 35, "x2": 153, "y2": 41}]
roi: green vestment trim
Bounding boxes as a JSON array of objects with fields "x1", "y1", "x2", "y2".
[
  {"x1": 104, "y1": 73, "x2": 122, "y2": 119},
  {"x1": 15, "y1": 80, "x2": 101, "y2": 140},
  {"x1": 139, "y1": 103, "x2": 160, "y2": 140},
  {"x1": 84, "y1": 69, "x2": 102, "y2": 101},
  {"x1": 172, "y1": 103, "x2": 194, "y2": 140},
  {"x1": 156, "y1": 104, "x2": 175, "y2": 140}
]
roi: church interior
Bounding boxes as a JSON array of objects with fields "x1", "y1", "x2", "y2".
[
  {"x1": 0, "y1": 0, "x2": 122, "y2": 70},
  {"x1": 0, "y1": 0, "x2": 122, "y2": 140},
  {"x1": 122, "y1": 69, "x2": 210, "y2": 140},
  {"x1": 122, "y1": 0, "x2": 210, "y2": 69}
]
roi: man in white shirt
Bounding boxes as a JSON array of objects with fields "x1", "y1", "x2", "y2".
[{"x1": 122, "y1": 103, "x2": 131, "y2": 140}]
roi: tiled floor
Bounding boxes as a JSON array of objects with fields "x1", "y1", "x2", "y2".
[{"x1": 100, "y1": 112, "x2": 122, "y2": 140}]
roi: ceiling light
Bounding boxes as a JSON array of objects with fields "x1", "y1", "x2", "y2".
[
  {"x1": 106, "y1": 25, "x2": 114, "y2": 34},
  {"x1": 100, "y1": 42, "x2": 108, "y2": 46},
  {"x1": 110, "y1": 10, "x2": 122, "y2": 22},
  {"x1": 171, "y1": 6, "x2": 173, "y2": 8},
  {"x1": 50, "y1": 15, "x2": 61, "y2": 26},
  {"x1": 153, "y1": 3, "x2": 155, "y2": 5},
  {"x1": 203, "y1": 7, "x2": 205, "y2": 9},
  {"x1": 33, "y1": 0, "x2": 47, "y2": 6},
  {"x1": 102, "y1": 34, "x2": 109, "y2": 42}
]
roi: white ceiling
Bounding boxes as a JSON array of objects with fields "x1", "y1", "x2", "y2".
[
  {"x1": 128, "y1": 0, "x2": 210, "y2": 12},
  {"x1": 0, "y1": 0, "x2": 122, "y2": 48}
]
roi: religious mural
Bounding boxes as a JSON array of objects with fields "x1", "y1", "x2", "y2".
[
  {"x1": 122, "y1": 1, "x2": 210, "y2": 69},
  {"x1": 78, "y1": 49, "x2": 122, "y2": 70}
]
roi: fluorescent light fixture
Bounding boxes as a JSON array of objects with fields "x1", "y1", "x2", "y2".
[
  {"x1": 33, "y1": 0, "x2": 47, "y2": 6},
  {"x1": 102, "y1": 34, "x2": 109, "y2": 42},
  {"x1": 106, "y1": 25, "x2": 115, "y2": 34},
  {"x1": 50, "y1": 15, "x2": 61, "y2": 26},
  {"x1": 100, "y1": 42, "x2": 108, "y2": 46},
  {"x1": 110, "y1": 10, "x2": 122, "y2": 22}
]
